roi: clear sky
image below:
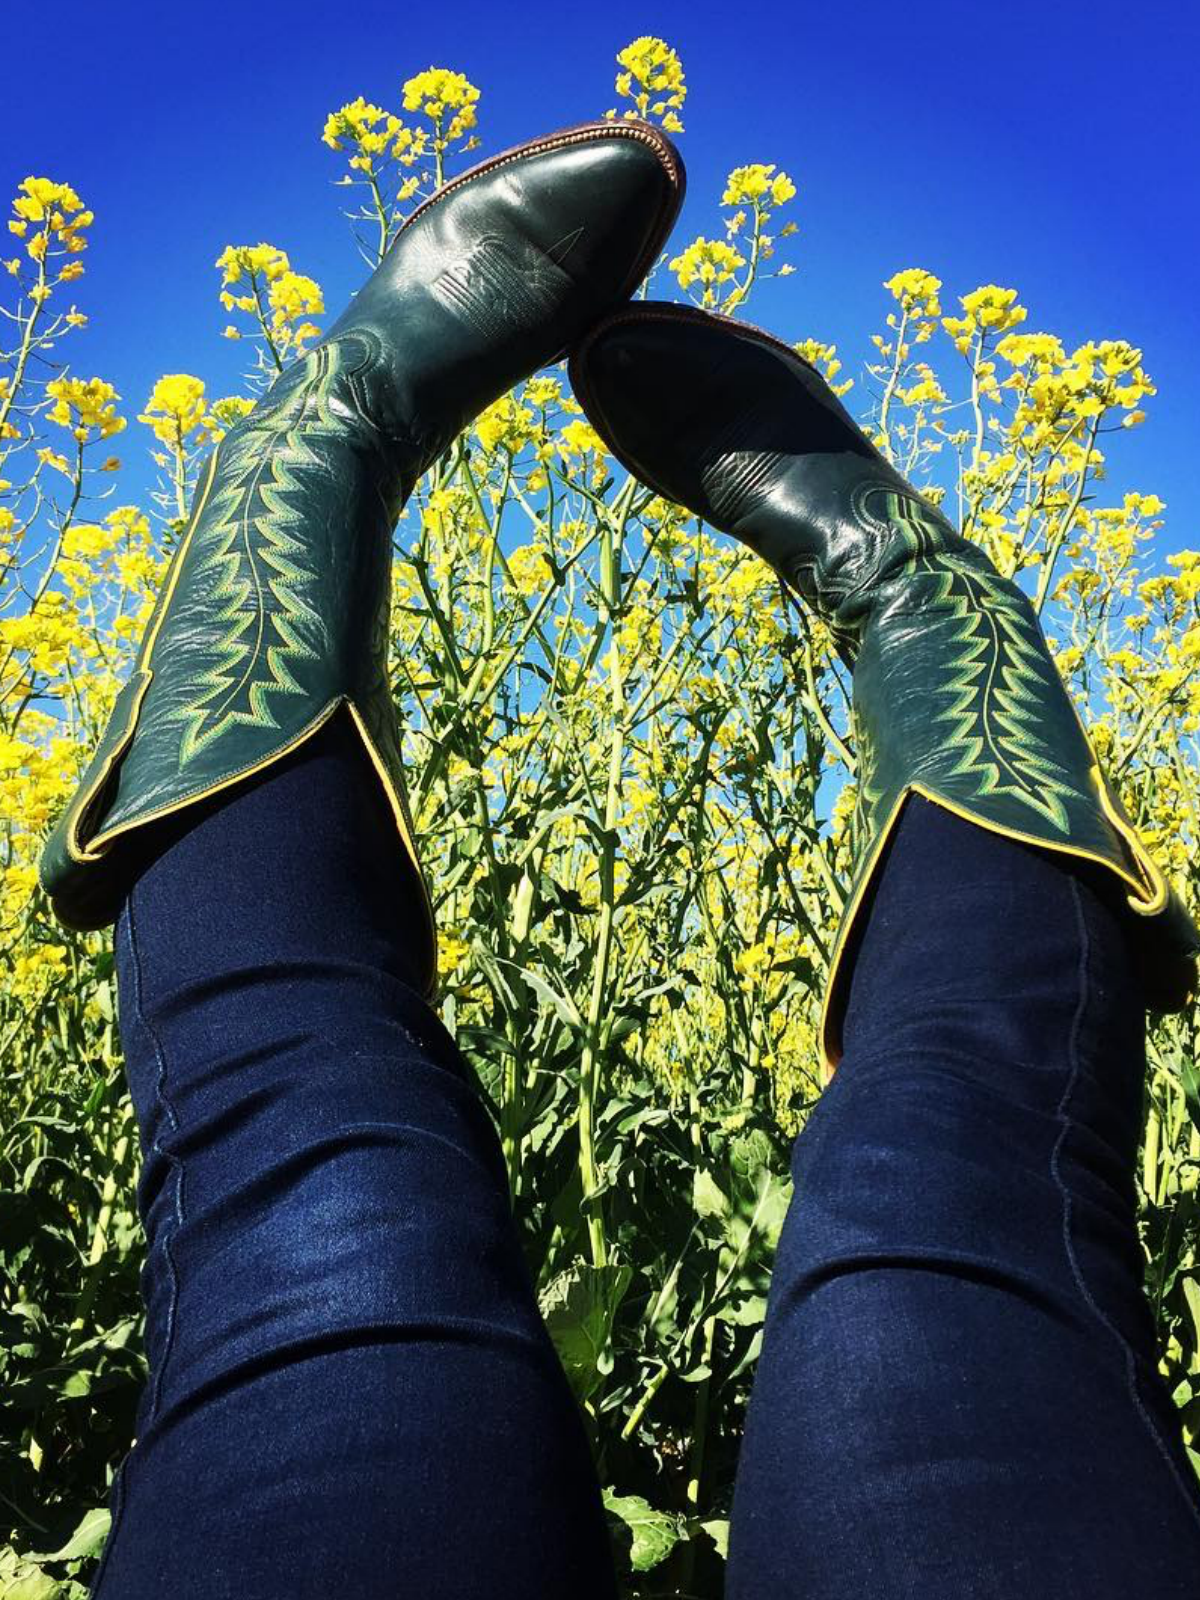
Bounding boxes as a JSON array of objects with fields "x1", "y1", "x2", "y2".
[{"x1": 7, "y1": 0, "x2": 1198, "y2": 555}]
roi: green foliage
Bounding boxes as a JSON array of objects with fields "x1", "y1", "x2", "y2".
[{"x1": 3, "y1": 36, "x2": 1200, "y2": 1599}]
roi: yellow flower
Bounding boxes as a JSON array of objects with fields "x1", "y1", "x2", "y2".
[
  {"x1": 268, "y1": 271, "x2": 323, "y2": 352},
  {"x1": 12, "y1": 177, "x2": 87, "y2": 230},
  {"x1": 507, "y1": 542, "x2": 554, "y2": 597},
  {"x1": 996, "y1": 330, "x2": 1065, "y2": 369},
  {"x1": 474, "y1": 395, "x2": 534, "y2": 454},
  {"x1": 794, "y1": 338, "x2": 853, "y2": 397},
  {"x1": 722, "y1": 164, "x2": 796, "y2": 209},
  {"x1": 436, "y1": 934, "x2": 471, "y2": 978},
  {"x1": 895, "y1": 364, "x2": 947, "y2": 407},
  {"x1": 961, "y1": 284, "x2": 1027, "y2": 330},
  {"x1": 36, "y1": 446, "x2": 71, "y2": 475},
  {"x1": 46, "y1": 376, "x2": 126, "y2": 441},
  {"x1": 557, "y1": 420, "x2": 607, "y2": 459},
  {"x1": 61, "y1": 521, "x2": 111, "y2": 562},
  {"x1": 883, "y1": 268, "x2": 942, "y2": 319},
  {"x1": 401, "y1": 68, "x2": 481, "y2": 146},
  {"x1": 216, "y1": 245, "x2": 323, "y2": 354},
  {"x1": 610, "y1": 37, "x2": 686, "y2": 130},
  {"x1": 138, "y1": 374, "x2": 208, "y2": 446},
  {"x1": 670, "y1": 237, "x2": 745, "y2": 305},
  {"x1": 943, "y1": 284, "x2": 1027, "y2": 353},
  {"x1": 202, "y1": 394, "x2": 257, "y2": 440},
  {"x1": 215, "y1": 242, "x2": 289, "y2": 286}
]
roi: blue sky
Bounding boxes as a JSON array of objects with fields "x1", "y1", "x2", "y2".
[{"x1": 7, "y1": 0, "x2": 1198, "y2": 554}]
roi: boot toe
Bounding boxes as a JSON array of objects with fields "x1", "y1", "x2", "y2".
[
  {"x1": 571, "y1": 306, "x2": 876, "y2": 525},
  {"x1": 524, "y1": 128, "x2": 683, "y2": 310}
]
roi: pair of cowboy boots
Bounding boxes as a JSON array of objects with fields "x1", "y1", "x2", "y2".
[{"x1": 40, "y1": 120, "x2": 1198, "y2": 1076}]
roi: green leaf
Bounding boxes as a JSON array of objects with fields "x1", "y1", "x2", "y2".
[
  {"x1": 692, "y1": 1167, "x2": 729, "y2": 1220},
  {"x1": 0, "y1": 1557, "x2": 61, "y2": 1600},
  {"x1": 603, "y1": 1491, "x2": 685, "y2": 1572},
  {"x1": 508, "y1": 964, "x2": 583, "y2": 1031},
  {"x1": 27, "y1": 1507, "x2": 111, "y2": 1564},
  {"x1": 1178, "y1": 1054, "x2": 1200, "y2": 1129},
  {"x1": 1182, "y1": 1276, "x2": 1200, "y2": 1357},
  {"x1": 701, "y1": 1517, "x2": 730, "y2": 1559},
  {"x1": 539, "y1": 1262, "x2": 631, "y2": 1403}
]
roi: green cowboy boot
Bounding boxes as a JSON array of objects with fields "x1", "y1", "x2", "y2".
[
  {"x1": 40, "y1": 121, "x2": 685, "y2": 997},
  {"x1": 569, "y1": 303, "x2": 1199, "y2": 1077}
]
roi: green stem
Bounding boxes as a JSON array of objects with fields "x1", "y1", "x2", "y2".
[{"x1": 578, "y1": 479, "x2": 635, "y2": 1268}]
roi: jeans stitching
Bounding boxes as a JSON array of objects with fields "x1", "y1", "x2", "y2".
[
  {"x1": 91, "y1": 890, "x2": 189, "y2": 1597},
  {"x1": 1054, "y1": 874, "x2": 1200, "y2": 1537}
]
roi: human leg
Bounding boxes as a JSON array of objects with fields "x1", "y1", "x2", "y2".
[
  {"x1": 41, "y1": 124, "x2": 686, "y2": 1597},
  {"x1": 90, "y1": 710, "x2": 614, "y2": 1597},
  {"x1": 725, "y1": 793, "x2": 1200, "y2": 1597},
  {"x1": 569, "y1": 302, "x2": 1200, "y2": 1597}
]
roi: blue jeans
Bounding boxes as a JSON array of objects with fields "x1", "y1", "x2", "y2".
[{"x1": 95, "y1": 710, "x2": 1200, "y2": 1596}]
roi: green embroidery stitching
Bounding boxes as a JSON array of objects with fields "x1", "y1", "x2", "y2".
[
  {"x1": 859, "y1": 486, "x2": 1081, "y2": 834},
  {"x1": 926, "y1": 553, "x2": 1079, "y2": 831},
  {"x1": 173, "y1": 342, "x2": 348, "y2": 764},
  {"x1": 850, "y1": 708, "x2": 887, "y2": 850}
]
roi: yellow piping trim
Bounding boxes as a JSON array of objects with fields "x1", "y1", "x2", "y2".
[
  {"x1": 1065, "y1": 688, "x2": 1168, "y2": 916},
  {"x1": 142, "y1": 452, "x2": 220, "y2": 663},
  {"x1": 63, "y1": 452, "x2": 220, "y2": 864},
  {"x1": 86, "y1": 697, "x2": 347, "y2": 851},
  {"x1": 62, "y1": 672, "x2": 154, "y2": 864},
  {"x1": 817, "y1": 774, "x2": 1174, "y2": 1084},
  {"x1": 56, "y1": 445, "x2": 441, "y2": 997},
  {"x1": 345, "y1": 701, "x2": 440, "y2": 1000},
  {"x1": 77, "y1": 694, "x2": 438, "y2": 999}
]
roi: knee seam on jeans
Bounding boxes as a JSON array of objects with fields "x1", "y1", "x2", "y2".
[
  {"x1": 126, "y1": 888, "x2": 188, "y2": 1423},
  {"x1": 1054, "y1": 875, "x2": 1200, "y2": 1537},
  {"x1": 823, "y1": 1050, "x2": 1061, "y2": 1117},
  {"x1": 94, "y1": 894, "x2": 192, "y2": 1596}
]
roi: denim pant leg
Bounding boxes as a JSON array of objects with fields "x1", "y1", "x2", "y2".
[
  {"x1": 92, "y1": 710, "x2": 614, "y2": 1599},
  {"x1": 728, "y1": 793, "x2": 1200, "y2": 1598}
]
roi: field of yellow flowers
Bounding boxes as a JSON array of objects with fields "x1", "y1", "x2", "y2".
[{"x1": 3, "y1": 37, "x2": 1199, "y2": 1598}]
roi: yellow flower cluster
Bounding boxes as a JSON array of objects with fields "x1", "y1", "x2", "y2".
[
  {"x1": 670, "y1": 237, "x2": 745, "y2": 305},
  {"x1": 216, "y1": 241, "x2": 285, "y2": 293},
  {"x1": 875, "y1": 269, "x2": 943, "y2": 365},
  {"x1": 322, "y1": 69, "x2": 479, "y2": 247},
  {"x1": 5, "y1": 177, "x2": 92, "y2": 302},
  {"x1": 10, "y1": 176, "x2": 89, "y2": 235},
  {"x1": 207, "y1": 394, "x2": 256, "y2": 436},
  {"x1": 722, "y1": 164, "x2": 797, "y2": 209},
  {"x1": 995, "y1": 330, "x2": 1065, "y2": 369},
  {"x1": 557, "y1": 419, "x2": 607, "y2": 459},
  {"x1": 436, "y1": 933, "x2": 471, "y2": 979},
  {"x1": 137, "y1": 374, "x2": 209, "y2": 447},
  {"x1": 883, "y1": 267, "x2": 943, "y2": 319},
  {"x1": 474, "y1": 394, "x2": 536, "y2": 454},
  {"x1": 45, "y1": 376, "x2": 126, "y2": 442},
  {"x1": 402, "y1": 68, "x2": 481, "y2": 147},
  {"x1": 943, "y1": 284, "x2": 1028, "y2": 351},
  {"x1": 507, "y1": 542, "x2": 555, "y2": 598},
  {"x1": 473, "y1": 375, "x2": 582, "y2": 458},
  {"x1": 268, "y1": 269, "x2": 323, "y2": 329},
  {"x1": 793, "y1": 338, "x2": 853, "y2": 398},
  {"x1": 215, "y1": 242, "x2": 323, "y2": 358},
  {"x1": 895, "y1": 364, "x2": 947, "y2": 407},
  {"x1": 610, "y1": 36, "x2": 686, "y2": 131},
  {"x1": 322, "y1": 96, "x2": 428, "y2": 173},
  {"x1": 989, "y1": 330, "x2": 1156, "y2": 448}
]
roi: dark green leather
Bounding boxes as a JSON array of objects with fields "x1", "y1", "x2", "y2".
[
  {"x1": 40, "y1": 121, "x2": 685, "y2": 992},
  {"x1": 570, "y1": 303, "x2": 1200, "y2": 1073}
]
